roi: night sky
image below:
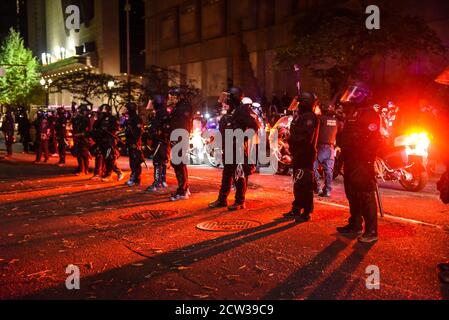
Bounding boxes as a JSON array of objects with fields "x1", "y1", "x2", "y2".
[{"x1": 0, "y1": 0, "x2": 28, "y2": 45}]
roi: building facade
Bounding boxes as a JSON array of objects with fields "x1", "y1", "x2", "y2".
[
  {"x1": 27, "y1": 0, "x2": 121, "y2": 106},
  {"x1": 145, "y1": 0, "x2": 449, "y2": 108}
]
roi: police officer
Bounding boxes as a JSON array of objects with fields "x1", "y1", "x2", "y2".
[
  {"x1": 209, "y1": 88, "x2": 260, "y2": 211},
  {"x1": 1, "y1": 108, "x2": 15, "y2": 159},
  {"x1": 34, "y1": 110, "x2": 51, "y2": 164},
  {"x1": 313, "y1": 104, "x2": 340, "y2": 197},
  {"x1": 337, "y1": 84, "x2": 382, "y2": 243},
  {"x1": 90, "y1": 105, "x2": 106, "y2": 180},
  {"x1": 55, "y1": 107, "x2": 68, "y2": 167},
  {"x1": 72, "y1": 105, "x2": 91, "y2": 175},
  {"x1": 168, "y1": 88, "x2": 193, "y2": 201},
  {"x1": 17, "y1": 107, "x2": 31, "y2": 154},
  {"x1": 98, "y1": 104, "x2": 124, "y2": 182},
  {"x1": 146, "y1": 95, "x2": 171, "y2": 192},
  {"x1": 47, "y1": 111, "x2": 58, "y2": 156},
  {"x1": 284, "y1": 92, "x2": 320, "y2": 222},
  {"x1": 124, "y1": 103, "x2": 144, "y2": 186}
]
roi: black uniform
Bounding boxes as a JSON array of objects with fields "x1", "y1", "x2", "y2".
[
  {"x1": 35, "y1": 115, "x2": 50, "y2": 163},
  {"x1": 90, "y1": 111, "x2": 105, "y2": 178},
  {"x1": 340, "y1": 106, "x2": 381, "y2": 236},
  {"x1": 98, "y1": 111, "x2": 122, "y2": 178},
  {"x1": 48, "y1": 113, "x2": 57, "y2": 154},
  {"x1": 1, "y1": 112, "x2": 15, "y2": 157},
  {"x1": 17, "y1": 109, "x2": 31, "y2": 153},
  {"x1": 125, "y1": 111, "x2": 144, "y2": 184},
  {"x1": 72, "y1": 112, "x2": 91, "y2": 174},
  {"x1": 55, "y1": 109, "x2": 68, "y2": 165},
  {"x1": 170, "y1": 99, "x2": 193, "y2": 197},
  {"x1": 147, "y1": 103, "x2": 171, "y2": 190},
  {"x1": 288, "y1": 105, "x2": 319, "y2": 218},
  {"x1": 212, "y1": 101, "x2": 260, "y2": 209}
]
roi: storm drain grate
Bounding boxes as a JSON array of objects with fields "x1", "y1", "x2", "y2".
[
  {"x1": 119, "y1": 210, "x2": 178, "y2": 221},
  {"x1": 196, "y1": 219, "x2": 262, "y2": 232}
]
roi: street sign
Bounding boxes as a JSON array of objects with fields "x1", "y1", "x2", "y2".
[{"x1": 0, "y1": 67, "x2": 5, "y2": 77}]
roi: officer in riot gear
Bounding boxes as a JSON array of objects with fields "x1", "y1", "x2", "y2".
[
  {"x1": 209, "y1": 88, "x2": 261, "y2": 211},
  {"x1": 17, "y1": 107, "x2": 31, "y2": 154},
  {"x1": 98, "y1": 104, "x2": 124, "y2": 182},
  {"x1": 124, "y1": 103, "x2": 144, "y2": 186},
  {"x1": 47, "y1": 110, "x2": 58, "y2": 156},
  {"x1": 90, "y1": 105, "x2": 106, "y2": 180},
  {"x1": 55, "y1": 107, "x2": 68, "y2": 166},
  {"x1": 146, "y1": 95, "x2": 171, "y2": 192},
  {"x1": 313, "y1": 104, "x2": 340, "y2": 197},
  {"x1": 337, "y1": 84, "x2": 382, "y2": 243},
  {"x1": 34, "y1": 110, "x2": 51, "y2": 163},
  {"x1": 283, "y1": 92, "x2": 319, "y2": 221},
  {"x1": 1, "y1": 108, "x2": 15, "y2": 159},
  {"x1": 168, "y1": 88, "x2": 193, "y2": 201},
  {"x1": 71, "y1": 105, "x2": 91, "y2": 175}
]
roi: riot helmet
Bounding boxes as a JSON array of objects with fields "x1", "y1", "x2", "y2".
[{"x1": 297, "y1": 92, "x2": 319, "y2": 113}]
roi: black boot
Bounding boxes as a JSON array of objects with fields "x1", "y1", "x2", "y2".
[
  {"x1": 208, "y1": 198, "x2": 228, "y2": 208},
  {"x1": 161, "y1": 165, "x2": 168, "y2": 188},
  {"x1": 147, "y1": 165, "x2": 162, "y2": 192},
  {"x1": 228, "y1": 203, "x2": 246, "y2": 211}
]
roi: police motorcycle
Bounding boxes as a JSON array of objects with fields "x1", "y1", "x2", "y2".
[
  {"x1": 189, "y1": 111, "x2": 207, "y2": 165},
  {"x1": 269, "y1": 114, "x2": 293, "y2": 175},
  {"x1": 333, "y1": 88, "x2": 430, "y2": 192},
  {"x1": 202, "y1": 112, "x2": 222, "y2": 168},
  {"x1": 373, "y1": 102, "x2": 430, "y2": 192}
]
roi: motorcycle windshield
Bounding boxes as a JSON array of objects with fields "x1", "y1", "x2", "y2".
[{"x1": 340, "y1": 86, "x2": 369, "y2": 104}]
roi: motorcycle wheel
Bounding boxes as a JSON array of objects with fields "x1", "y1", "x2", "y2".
[
  {"x1": 399, "y1": 167, "x2": 428, "y2": 192},
  {"x1": 205, "y1": 147, "x2": 221, "y2": 168}
]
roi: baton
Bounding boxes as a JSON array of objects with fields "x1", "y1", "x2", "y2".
[{"x1": 375, "y1": 182, "x2": 384, "y2": 217}]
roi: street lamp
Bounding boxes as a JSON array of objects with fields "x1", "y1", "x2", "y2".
[
  {"x1": 107, "y1": 80, "x2": 115, "y2": 106},
  {"x1": 40, "y1": 78, "x2": 52, "y2": 108}
]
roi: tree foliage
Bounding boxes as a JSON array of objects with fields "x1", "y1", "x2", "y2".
[
  {"x1": 277, "y1": 1, "x2": 446, "y2": 97},
  {"x1": 141, "y1": 65, "x2": 200, "y2": 103},
  {"x1": 0, "y1": 28, "x2": 40, "y2": 107}
]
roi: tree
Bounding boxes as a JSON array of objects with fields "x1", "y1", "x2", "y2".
[
  {"x1": 49, "y1": 70, "x2": 105, "y2": 107},
  {"x1": 276, "y1": 1, "x2": 446, "y2": 99},
  {"x1": 0, "y1": 28, "x2": 40, "y2": 107},
  {"x1": 140, "y1": 65, "x2": 200, "y2": 104},
  {"x1": 50, "y1": 70, "x2": 140, "y2": 114}
]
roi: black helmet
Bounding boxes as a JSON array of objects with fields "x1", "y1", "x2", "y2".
[
  {"x1": 78, "y1": 104, "x2": 90, "y2": 113},
  {"x1": 126, "y1": 102, "x2": 138, "y2": 113},
  {"x1": 168, "y1": 87, "x2": 183, "y2": 97},
  {"x1": 297, "y1": 92, "x2": 318, "y2": 112},
  {"x1": 321, "y1": 104, "x2": 335, "y2": 114},
  {"x1": 153, "y1": 94, "x2": 165, "y2": 105},
  {"x1": 228, "y1": 87, "x2": 243, "y2": 101},
  {"x1": 340, "y1": 83, "x2": 370, "y2": 106},
  {"x1": 100, "y1": 104, "x2": 112, "y2": 113}
]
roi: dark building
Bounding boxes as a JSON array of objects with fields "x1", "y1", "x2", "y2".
[
  {"x1": 26, "y1": 0, "x2": 145, "y2": 107},
  {"x1": 0, "y1": 0, "x2": 28, "y2": 44},
  {"x1": 144, "y1": 0, "x2": 449, "y2": 107}
]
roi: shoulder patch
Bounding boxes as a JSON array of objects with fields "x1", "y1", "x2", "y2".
[{"x1": 306, "y1": 119, "x2": 314, "y2": 127}]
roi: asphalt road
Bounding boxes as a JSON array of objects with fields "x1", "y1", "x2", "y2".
[{"x1": 0, "y1": 151, "x2": 448, "y2": 300}]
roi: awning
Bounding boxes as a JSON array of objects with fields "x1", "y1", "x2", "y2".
[
  {"x1": 435, "y1": 65, "x2": 449, "y2": 86},
  {"x1": 39, "y1": 56, "x2": 94, "y2": 79}
]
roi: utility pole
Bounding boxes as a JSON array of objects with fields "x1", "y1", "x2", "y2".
[{"x1": 125, "y1": 0, "x2": 131, "y2": 103}]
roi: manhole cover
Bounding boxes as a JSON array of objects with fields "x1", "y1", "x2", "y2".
[
  {"x1": 196, "y1": 219, "x2": 262, "y2": 232},
  {"x1": 119, "y1": 210, "x2": 177, "y2": 221}
]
